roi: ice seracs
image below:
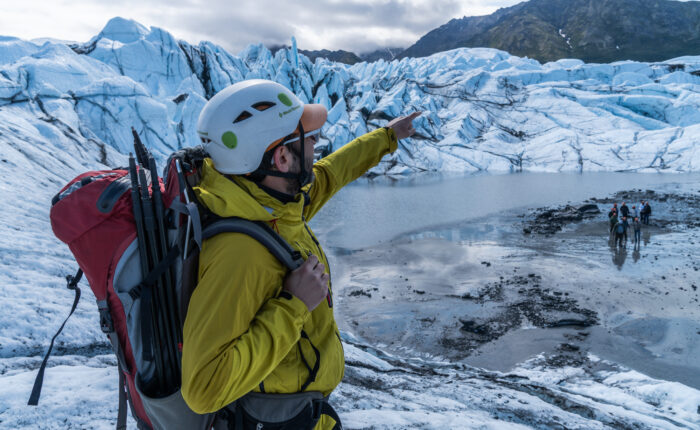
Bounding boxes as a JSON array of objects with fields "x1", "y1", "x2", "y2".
[{"x1": 2, "y1": 16, "x2": 699, "y2": 176}]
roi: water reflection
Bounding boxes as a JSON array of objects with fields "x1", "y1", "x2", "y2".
[
  {"x1": 612, "y1": 245, "x2": 628, "y2": 269},
  {"x1": 405, "y1": 224, "x2": 500, "y2": 243},
  {"x1": 633, "y1": 247, "x2": 641, "y2": 262},
  {"x1": 609, "y1": 228, "x2": 649, "y2": 268}
]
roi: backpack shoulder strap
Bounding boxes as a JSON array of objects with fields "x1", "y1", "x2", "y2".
[{"x1": 202, "y1": 217, "x2": 304, "y2": 271}]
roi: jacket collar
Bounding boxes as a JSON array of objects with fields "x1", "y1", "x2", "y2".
[{"x1": 194, "y1": 158, "x2": 305, "y2": 222}]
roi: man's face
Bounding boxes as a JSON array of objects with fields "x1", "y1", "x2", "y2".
[
  {"x1": 283, "y1": 133, "x2": 318, "y2": 193},
  {"x1": 289, "y1": 133, "x2": 317, "y2": 173}
]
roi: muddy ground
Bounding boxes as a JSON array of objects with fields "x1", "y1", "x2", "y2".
[{"x1": 332, "y1": 185, "x2": 700, "y2": 389}]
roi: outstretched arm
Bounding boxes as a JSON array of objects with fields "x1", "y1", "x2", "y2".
[{"x1": 305, "y1": 112, "x2": 422, "y2": 219}]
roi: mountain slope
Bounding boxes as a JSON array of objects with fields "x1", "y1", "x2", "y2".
[{"x1": 400, "y1": 0, "x2": 700, "y2": 63}]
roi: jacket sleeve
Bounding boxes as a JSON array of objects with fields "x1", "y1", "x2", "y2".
[
  {"x1": 181, "y1": 233, "x2": 310, "y2": 414},
  {"x1": 303, "y1": 127, "x2": 398, "y2": 221}
]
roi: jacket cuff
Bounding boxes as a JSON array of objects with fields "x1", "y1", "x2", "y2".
[
  {"x1": 274, "y1": 291, "x2": 311, "y2": 322},
  {"x1": 382, "y1": 127, "x2": 398, "y2": 152}
]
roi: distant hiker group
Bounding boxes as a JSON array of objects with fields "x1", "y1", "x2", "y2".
[{"x1": 607, "y1": 201, "x2": 652, "y2": 248}]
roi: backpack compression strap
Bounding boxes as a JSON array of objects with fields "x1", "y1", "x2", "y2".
[{"x1": 28, "y1": 269, "x2": 83, "y2": 406}]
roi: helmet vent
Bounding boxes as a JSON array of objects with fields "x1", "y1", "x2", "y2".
[
  {"x1": 233, "y1": 111, "x2": 253, "y2": 123},
  {"x1": 251, "y1": 102, "x2": 276, "y2": 111}
]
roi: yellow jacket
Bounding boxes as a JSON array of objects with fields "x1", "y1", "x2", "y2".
[{"x1": 181, "y1": 127, "x2": 398, "y2": 427}]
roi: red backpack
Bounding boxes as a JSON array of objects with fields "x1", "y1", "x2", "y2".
[{"x1": 28, "y1": 130, "x2": 303, "y2": 429}]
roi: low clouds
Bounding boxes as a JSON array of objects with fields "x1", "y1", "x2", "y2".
[
  {"x1": 165, "y1": 0, "x2": 522, "y2": 53},
  {"x1": 2, "y1": 0, "x2": 523, "y2": 54}
]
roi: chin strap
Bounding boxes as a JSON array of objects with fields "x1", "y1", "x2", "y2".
[{"x1": 256, "y1": 121, "x2": 312, "y2": 188}]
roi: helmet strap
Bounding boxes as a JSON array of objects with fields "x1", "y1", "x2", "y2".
[
  {"x1": 289, "y1": 122, "x2": 311, "y2": 188},
  {"x1": 253, "y1": 120, "x2": 312, "y2": 189}
]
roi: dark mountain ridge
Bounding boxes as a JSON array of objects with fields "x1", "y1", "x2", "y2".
[
  {"x1": 399, "y1": 0, "x2": 700, "y2": 63},
  {"x1": 287, "y1": 0, "x2": 700, "y2": 64}
]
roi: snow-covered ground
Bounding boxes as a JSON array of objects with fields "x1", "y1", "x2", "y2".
[{"x1": 1, "y1": 16, "x2": 700, "y2": 429}]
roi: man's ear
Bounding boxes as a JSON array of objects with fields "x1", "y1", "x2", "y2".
[{"x1": 272, "y1": 145, "x2": 293, "y2": 173}]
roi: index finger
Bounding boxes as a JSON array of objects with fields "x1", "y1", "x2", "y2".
[{"x1": 407, "y1": 111, "x2": 422, "y2": 119}]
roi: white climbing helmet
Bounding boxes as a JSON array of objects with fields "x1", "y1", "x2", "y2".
[{"x1": 197, "y1": 79, "x2": 327, "y2": 175}]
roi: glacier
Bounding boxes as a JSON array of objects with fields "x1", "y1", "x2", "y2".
[
  {"x1": 1, "y1": 16, "x2": 700, "y2": 430},
  {"x1": 1, "y1": 17, "x2": 699, "y2": 177}
]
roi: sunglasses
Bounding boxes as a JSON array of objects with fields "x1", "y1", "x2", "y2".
[{"x1": 283, "y1": 129, "x2": 321, "y2": 145}]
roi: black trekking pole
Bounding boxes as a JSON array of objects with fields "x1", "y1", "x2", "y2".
[
  {"x1": 148, "y1": 155, "x2": 183, "y2": 379},
  {"x1": 132, "y1": 128, "x2": 176, "y2": 391},
  {"x1": 129, "y1": 155, "x2": 164, "y2": 391},
  {"x1": 132, "y1": 128, "x2": 151, "y2": 167},
  {"x1": 132, "y1": 128, "x2": 181, "y2": 388},
  {"x1": 137, "y1": 167, "x2": 176, "y2": 394}
]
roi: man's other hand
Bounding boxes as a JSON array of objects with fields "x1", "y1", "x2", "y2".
[
  {"x1": 387, "y1": 111, "x2": 422, "y2": 140},
  {"x1": 283, "y1": 255, "x2": 329, "y2": 312}
]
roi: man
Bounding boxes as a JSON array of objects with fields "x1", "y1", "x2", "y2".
[
  {"x1": 620, "y1": 202, "x2": 629, "y2": 218},
  {"x1": 613, "y1": 216, "x2": 628, "y2": 247},
  {"x1": 641, "y1": 201, "x2": 652, "y2": 225},
  {"x1": 609, "y1": 209, "x2": 618, "y2": 234},
  {"x1": 632, "y1": 216, "x2": 642, "y2": 247},
  {"x1": 180, "y1": 79, "x2": 420, "y2": 429}
]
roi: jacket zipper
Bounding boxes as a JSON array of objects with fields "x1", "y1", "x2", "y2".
[
  {"x1": 301, "y1": 217, "x2": 332, "y2": 284},
  {"x1": 302, "y1": 217, "x2": 334, "y2": 307}
]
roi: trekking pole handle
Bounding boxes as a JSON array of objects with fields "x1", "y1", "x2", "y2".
[{"x1": 176, "y1": 159, "x2": 193, "y2": 260}]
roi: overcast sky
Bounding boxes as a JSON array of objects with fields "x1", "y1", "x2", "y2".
[
  {"x1": 1, "y1": 0, "x2": 526, "y2": 54},
  {"x1": 2, "y1": 0, "x2": 698, "y2": 55}
]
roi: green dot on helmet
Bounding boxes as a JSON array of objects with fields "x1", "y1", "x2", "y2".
[
  {"x1": 277, "y1": 93, "x2": 293, "y2": 106},
  {"x1": 221, "y1": 131, "x2": 238, "y2": 149}
]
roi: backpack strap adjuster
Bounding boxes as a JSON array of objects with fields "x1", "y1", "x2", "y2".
[
  {"x1": 98, "y1": 306, "x2": 114, "y2": 334},
  {"x1": 97, "y1": 299, "x2": 130, "y2": 372}
]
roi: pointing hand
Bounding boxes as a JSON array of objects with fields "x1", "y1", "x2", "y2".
[{"x1": 387, "y1": 111, "x2": 422, "y2": 140}]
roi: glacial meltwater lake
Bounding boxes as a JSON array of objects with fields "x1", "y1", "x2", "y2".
[
  {"x1": 310, "y1": 171, "x2": 700, "y2": 389},
  {"x1": 309, "y1": 171, "x2": 700, "y2": 250}
]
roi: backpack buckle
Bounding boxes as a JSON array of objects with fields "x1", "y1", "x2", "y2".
[
  {"x1": 65, "y1": 269, "x2": 83, "y2": 290},
  {"x1": 99, "y1": 307, "x2": 114, "y2": 333},
  {"x1": 312, "y1": 399, "x2": 325, "y2": 421}
]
